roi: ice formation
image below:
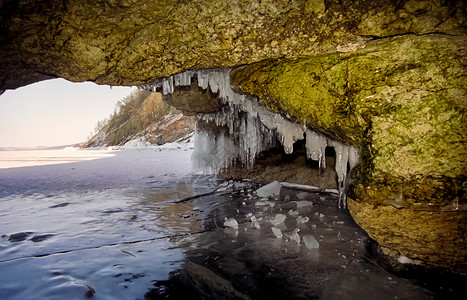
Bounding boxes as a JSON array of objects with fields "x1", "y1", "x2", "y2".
[
  {"x1": 271, "y1": 227, "x2": 283, "y2": 238},
  {"x1": 303, "y1": 235, "x2": 320, "y2": 249},
  {"x1": 141, "y1": 68, "x2": 360, "y2": 209},
  {"x1": 224, "y1": 218, "x2": 239, "y2": 228},
  {"x1": 256, "y1": 181, "x2": 282, "y2": 198},
  {"x1": 270, "y1": 214, "x2": 286, "y2": 226}
]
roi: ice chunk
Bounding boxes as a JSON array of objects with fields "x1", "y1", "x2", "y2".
[
  {"x1": 303, "y1": 235, "x2": 320, "y2": 249},
  {"x1": 271, "y1": 227, "x2": 283, "y2": 238},
  {"x1": 253, "y1": 221, "x2": 261, "y2": 229},
  {"x1": 270, "y1": 214, "x2": 286, "y2": 226},
  {"x1": 256, "y1": 181, "x2": 282, "y2": 198},
  {"x1": 296, "y1": 191, "x2": 309, "y2": 199},
  {"x1": 255, "y1": 201, "x2": 275, "y2": 208},
  {"x1": 288, "y1": 209, "x2": 299, "y2": 217},
  {"x1": 295, "y1": 201, "x2": 313, "y2": 209},
  {"x1": 285, "y1": 229, "x2": 301, "y2": 244},
  {"x1": 224, "y1": 218, "x2": 239, "y2": 228},
  {"x1": 296, "y1": 216, "x2": 309, "y2": 224}
]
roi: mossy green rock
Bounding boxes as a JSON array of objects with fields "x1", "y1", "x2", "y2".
[
  {"x1": 231, "y1": 34, "x2": 466, "y2": 268},
  {"x1": 348, "y1": 199, "x2": 467, "y2": 272},
  {"x1": 232, "y1": 34, "x2": 466, "y2": 209},
  {"x1": 1, "y1": 0, "x2": 465, "y2": 91}
]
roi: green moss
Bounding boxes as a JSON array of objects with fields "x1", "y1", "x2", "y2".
[{"x1": 232, "y1": 34, "x2": 466, "y2": 207}]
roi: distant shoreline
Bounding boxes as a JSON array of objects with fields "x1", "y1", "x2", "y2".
[{"x1": 0, "y1": 143, "x2": 83, "y2": 151}]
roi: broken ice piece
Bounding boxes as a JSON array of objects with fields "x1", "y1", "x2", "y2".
[
  {"x1": 296, "y1": 192, "x2": 308, "y2": 199},
  {"x1": 250, "y1": 215, "x2": 257, "y2": 222},
  {"x1": 297, "y1": 216, "x2": 309, "y2": 224},
  {"x1": 270, "y1": 214, "x2": 286, "y2": 226},
  {"x1": 246, "y1": 213, "x2": 253, "y2": 218},
  {"x1": 288, "y1": 209, "x2": 299, "y2": 217},
  {"x1": 256, "y1": 181, "x2": 282, "y2": 198},
  {"x1": 271, "y1": 227, "x2": 283, "y2": 238},
  {"x1": 253, "y1": 221, "x2": 261, "y2": 229},
  {"x1": 295, "y1": 201, "x2": 313, "y2": 209},
  {"x1": 255, "y1": 201, "x2": 275, "y2": 207},
  {"x1": 224, "y1": 218, "x2": 239, "y2": 228},
  {"x1": 303, "y1": 235, "x2": 320, "y2": 249},
  {"x1": 285, "y1": 228, "x2": 301, "y2": 244}
]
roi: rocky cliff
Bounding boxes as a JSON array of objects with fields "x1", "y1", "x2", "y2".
[
  {"x1": 86, "y1": 90, "x2": 195, "y2": 147},
  {"x1": 1, "y1": 0, "x2": 465, "y2": 271}
]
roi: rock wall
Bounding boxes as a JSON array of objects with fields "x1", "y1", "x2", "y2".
[{"x1": 1, "y1": 0, "x2": 466, "y2": 270}]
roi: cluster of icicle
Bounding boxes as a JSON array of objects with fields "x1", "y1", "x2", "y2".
[{"x1": 140, "y1": 68, "x2": 359, "y2": 208}]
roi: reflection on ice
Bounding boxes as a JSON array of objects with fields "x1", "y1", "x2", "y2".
[{"x1": 0, "y1": 149, "x2": 464, "y2": 299}]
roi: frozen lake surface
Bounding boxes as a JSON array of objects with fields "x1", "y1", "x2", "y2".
[{"x1": 0, "y1": 149, "x2": 464, "y2": 299}]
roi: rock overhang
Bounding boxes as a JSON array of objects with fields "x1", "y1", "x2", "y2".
[
  {"x1": 1, "y1": 0, "x2": 465, "y2": 92},
  {"x1": 1, "y1": 0, "x2": 466, "y2": 271}
]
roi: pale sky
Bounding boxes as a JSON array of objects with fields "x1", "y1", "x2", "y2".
[{"x1": 0, "y1": 79, "x2": 134, "y2": 147}]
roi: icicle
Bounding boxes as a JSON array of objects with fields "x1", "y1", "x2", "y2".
[
  {"x1": 276, "y1": 121, "x2": 305, "y2": 154},
  {"x1": 305, "y1": 130, "x2": 327, "y2": 169},
  {"x1": 161, "y1": 77, "x2": 174, "y2": 95},
  {"x1": 197, "y1": 70, "x2": 210, "y2": 90},
  {"x1": 329, "y1": 141, "x2": 350, "y2": 209},
  {"x1": 140, "y1": 68, "x2": 360, "y2": 208},
  {"x1": 348, "y1": 146, "x2": 359, "y2": 171}
]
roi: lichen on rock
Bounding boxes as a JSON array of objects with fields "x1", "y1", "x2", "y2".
[
  {"x1": 230, "y1": 33, "x2": 466, "y2": 269},
  {"x1": 231, "y1": 34, "x2": 466, "y2": 208}
]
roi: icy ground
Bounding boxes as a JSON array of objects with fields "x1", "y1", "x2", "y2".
[{"x1": 0, "y1": 149, "x2": 464, "y2": 299}]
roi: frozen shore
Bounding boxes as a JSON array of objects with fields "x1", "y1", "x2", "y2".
[{"x1": 0, "y1": 148, "x2": 464, "y2": 299}]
